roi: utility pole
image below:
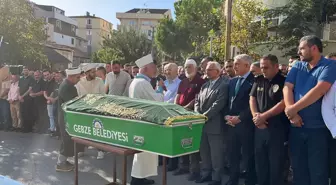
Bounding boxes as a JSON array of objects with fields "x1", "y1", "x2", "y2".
[
  {"x1": 0, "y1": 36, "x2": 3, "y2": 48},
  {"x1": 151, "y1": 26, "x2": 155, "y2": 59},
  {"x1": 210, "y1": 36, "x2": 213, "y2": 57},
  {"x1": 225, "y1": 0, "x2": 233, "y2": 60}
]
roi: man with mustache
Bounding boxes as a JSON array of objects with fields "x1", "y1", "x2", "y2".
[
  {"x1": 173, "y1": 59, "x2": 206, "y2": 181},
  {"x1": 284, "y1": 35, "x2": 336, "y2": 185}
]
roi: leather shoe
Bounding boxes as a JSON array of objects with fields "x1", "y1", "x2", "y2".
[
  {"x1": 208, "y1": 181, "x2": 221, "y2": 185},
  {"x1": 187, "y1": 173, "x2": 200, "y2": 181},
  {"x1": 240, "y1": 170, "x2": 247, "y2": 178},
  {"x1": 143, "y1": 178, "x2": 155, "y2": 185},
  {"x1": 195, "y1": 175, "x2": 212, "y2": 183},
  {"x1": 130, "y1": 177, "x2": 141, "y2": 185},
  {"x1": 173, "y1": 169, "x2": 189, "y2": 176}
]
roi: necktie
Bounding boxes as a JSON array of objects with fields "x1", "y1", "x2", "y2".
[
  {"x1": 235, "y1": 77, "x2": 243, "y2": 96},
  {"x1": 209, "y1": 81, "x2": 214, "y2": 89},
  {"x1": 206, "y1": 81, "x2": 214, "y2": 95}
]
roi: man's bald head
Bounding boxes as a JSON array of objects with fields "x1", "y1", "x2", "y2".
[{"x1": 164, "y1": 63, "x2": 178, "y2": 80}]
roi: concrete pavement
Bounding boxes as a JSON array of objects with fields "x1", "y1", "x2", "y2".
[{"x1": 0, "y1": 131, "x2": 236, "y2": 185}]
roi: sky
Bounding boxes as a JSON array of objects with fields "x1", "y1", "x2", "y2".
[{"x1": 31, "y1": 0, "x2": 176, "y2": 29}]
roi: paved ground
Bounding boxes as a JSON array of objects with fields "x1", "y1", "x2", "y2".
[{"x1": 0, "y1": 131, "x2": 238, "y2": 185}]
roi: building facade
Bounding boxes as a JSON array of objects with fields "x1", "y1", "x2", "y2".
[
  {"x1": 70, "y1": 12, "x2": 113, "y2": 56},
  {"x1": 116, "y1": 8, "x2": 172, "y2": 40},
  {"x1": 32, "y1": 3, "x2": 90, "y2": 67},
  {"x1": 34, "y1": 4, "x2": 78, "y2": 48}
]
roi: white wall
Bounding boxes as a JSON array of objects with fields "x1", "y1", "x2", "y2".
[
  {"x1": 53, "y1": 32, "x2": 75, "y2": 47},
  {"x1": 54, "y1": 12, "x2": 78, "y2": 26}
]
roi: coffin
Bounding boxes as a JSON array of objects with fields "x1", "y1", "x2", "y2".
[{"x1": 63, "y1": 94, "x2": 206, "y2": 157}]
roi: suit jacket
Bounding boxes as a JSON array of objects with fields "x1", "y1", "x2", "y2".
[
  {"x1": 228, "y1": 73, "x2": 254, "y2": 130},
  {"x1": 195, "y1": 76, "x2": 229, "y2": 134}
]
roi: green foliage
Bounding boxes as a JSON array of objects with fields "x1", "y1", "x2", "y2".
[
  {"x1": 265, "y1": 0, "x2": 336, "y2": 56},
  {"x1": 0, "y1": 0, "x2": 48, "y2": 65},
  {"x1": 155, "y1": 0, "x2": 223, "y2": 62},
  {"x1": 155, "y1": 17, "x2": 192, "y2": 61},
  {"x1": 231, "y1": 0, "x2": 269, "y2": 54},
  {"x1": 93, "y1": 28, "x2": 152, "y2": 64}
]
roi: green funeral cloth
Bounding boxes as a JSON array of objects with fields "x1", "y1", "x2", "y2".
[{"x1": 63, "y1": 94, "x2": 206, "y2": 125}]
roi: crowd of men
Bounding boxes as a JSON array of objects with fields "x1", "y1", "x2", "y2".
[{"x1": 1, "y1": 35, "x2": 336, "y2": 185}]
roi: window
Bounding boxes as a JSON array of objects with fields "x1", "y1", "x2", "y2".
[
  {"x1": 87, "y1": 30, "x2": 92, "y2": 35},
  {"x1": 56, "y1": 20, "x2": 62, "y2": 30},
  {"x1": 129, "y1": 20, "x2": 135, "y2": 26},
  {"x1": 71, "y1": 38, "x2": 75, "y2": 45},
  {"x1": 71, "y1": 25, "x2": 76, "y2": 32},
  {"x1": 88, "y1": 40, "x2": 91, "y2": 45},
  {"x1": 142, "y1": 21, "x2": 152, "y2": 26},
  {"x1": 87, "y1": 19, "x2": 91, "y2": 25}
]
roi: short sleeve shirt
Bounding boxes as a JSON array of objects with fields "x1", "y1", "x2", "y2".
[
  {"x1": 285, "y1": 57, "x2": 336, "y2": 128},
  {"x1": 45, "y1": 79, "x2": 57, "y2": 96},
  {"x1": 31, "y1": 79, "x2": 46, "y2": 94},
  {"x1": 177, "y1": 74, "x2": 206, "y2": 106},
  {"x1": 18, "y1": 76, "x2": 34, "y2": 95},
  {"x1": 250, "y1": 72, "x2": 285, "y2": 113}
]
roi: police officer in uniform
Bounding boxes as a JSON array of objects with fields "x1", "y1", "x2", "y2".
[{"x1": 249, "y1": 54, "x2": 289, "y2": 185}]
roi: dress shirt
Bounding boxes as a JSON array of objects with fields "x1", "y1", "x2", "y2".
[
  {"x1": 239, "y1": 71, "x2": 251, "y2": 84},
  {"x1": 164, "y1": 77, "x2": 181, "y2": 103},
  {"x1": 7, "y1": 82, "x2": 19, "y2": 101},
  {"x1": 322, "y1": 81, "x2": 336, "y2": 138},
  {"x1": 209, "y1": 77, "x2": 219, "y2": 87}
]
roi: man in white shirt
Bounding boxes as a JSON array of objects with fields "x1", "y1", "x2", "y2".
[
  {"x1": 76, "y1": 63, "x2": 106, "y2": 159},
  {"x1": 105, "y1": 61, "x2": 131, "y2": 96},
  {"x1": 322, "y1": 55, "x2": 336, "y2": 185},
  {"x1": 164, "y1": 63, "x2": 181, "y2": 103},
  {"x1": 76, "y1": 64, "x2": 105, "y2": 96}
]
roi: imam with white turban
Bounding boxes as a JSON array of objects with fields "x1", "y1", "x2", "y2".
[{"x1": 128, "y1": 54, "x2": 163, "y2": 182}]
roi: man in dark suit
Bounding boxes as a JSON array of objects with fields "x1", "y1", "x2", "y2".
[
  {"x1": 195, "y1": 61, "x2": 229, "y2": 185},
  {"x1": 224, "y1": 54, "x2": 257, "y2": 185}
]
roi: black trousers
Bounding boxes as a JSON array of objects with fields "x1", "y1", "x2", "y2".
[
  {"x1": 227, "y1": 125, "x2": 257, "y2": 185},
  {"x1": 32, "y1": 98, "x2": 48, "y2": 133},
  {"x1": 58, "y1": 111, "x2": 84, "y2": 157},
  {"x1": 329, "y1": 134, "x2": 336, "y2": 185},
  {"x1": 20, "y1": 97, "x2": 34, "y2": 132},
  {"x1": 255, "y1": 128, "x2": 285, "y2": 185},
  {"x1": 178, "y1": 153, "x2": 201, "y2": 174}
]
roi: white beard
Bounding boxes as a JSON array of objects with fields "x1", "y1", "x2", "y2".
[{"x1": 185, "y1": 72, "x2": 195, "y2": 79}]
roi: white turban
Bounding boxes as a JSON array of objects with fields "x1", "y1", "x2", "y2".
[
  {"x1": 184, "y1": 59, "x2": 197, "y2": 67},
  {"x1": 65, "y1": 68, "x2": 81, "y2": 76},
  {"x1": 135, "y1": 54, "x2": 153, "y2": 68},
  {"x1": 82, "y1": 63, "x2": 97, "y2": 72}
]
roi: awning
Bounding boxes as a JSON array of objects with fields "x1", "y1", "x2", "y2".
[{"x1": 44, "y1": 46, "x2": 71, "y2": 64}]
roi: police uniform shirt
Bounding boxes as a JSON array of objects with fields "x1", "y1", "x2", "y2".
[{"x1": 250, "y1": 72, "x2": 286, "y2": 116}]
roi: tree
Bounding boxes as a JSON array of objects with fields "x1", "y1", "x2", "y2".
[
  {"x1": 155, "y1": 17, "x2": 192, "y2": 61},
  {"x1": 231, "y1": 0, "x2": 269, "y2": 54},
  {"x1": 0, "y1": 0, "x2": 48, "y2": 65},
  {"x1": 94, "y1": 28, "x2": 152, "y2": 64},
  {"x1": 91, "y1": 48, "x2": 121, "y2": 63},
  {"x1": 265, "y1": 0, "x2": 336, "y2": 56},
  {"x1": 155, "y1": 0, "x2": 223, "y2": 61},
  {"x1": 174, "y1": 0, "x2": 223, "y2": 56}
]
